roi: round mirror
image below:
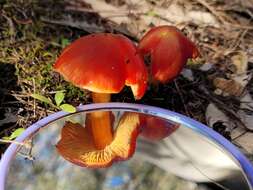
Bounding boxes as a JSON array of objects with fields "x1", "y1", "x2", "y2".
[{"x1": 1, "y1": 103, "x2": 253, "y2": 190}]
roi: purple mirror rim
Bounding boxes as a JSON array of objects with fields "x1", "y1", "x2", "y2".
[{"x1": 1, "y1": 103, "x2": 253, "y2": 189}]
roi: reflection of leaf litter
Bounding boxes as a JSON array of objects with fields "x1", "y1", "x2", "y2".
[
  {"x1": 136, "y1": 126, "x2": 240, "y2": 189},
  {"x1": 103, "y1": 164, "x2": 131, "y2": 189},
  {"x1": 105, "y1": 176, "x2": 128, "y2": 188}
]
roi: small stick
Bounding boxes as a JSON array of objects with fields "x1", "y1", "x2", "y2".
[
  {"x1": 174, "y1": 80, "x2": 191, "y2": 116},
  {"x1": 0, "y1": 139, "x2": 31, "y2": 149},
  {"x1": 195, "y1": 0, "x2": 227, "y2": 24},
  {"x1": 33, "y1": 78, "x2": 36, "y2": 118},
  {"x1": 17, "y1": 152, "x2": 35, "y2": 161}
]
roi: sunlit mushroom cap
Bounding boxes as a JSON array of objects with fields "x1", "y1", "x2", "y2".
[
  {"x1": 54, "y1": 33, "x2": 148, "y2": 99},
  {"x1": 138, "y1": 25, "x2": 199, "y2": 83},
  {"x1": 139, "y1": 114, "x2": 179, "y2": 141},
  {"x1": 56, "y1": 113, "x2": 141, "y2": 168}
]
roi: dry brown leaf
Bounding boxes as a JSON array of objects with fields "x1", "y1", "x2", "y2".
[
  {"x1": 213, "y1": 51, "x2": 252, "y2": 98},
  {"x1": 230, "y1": 51, "x2": 248, "y2": 74},
  {"x1": 213, "y1": 77, "x2": 244, "y2": 97}
]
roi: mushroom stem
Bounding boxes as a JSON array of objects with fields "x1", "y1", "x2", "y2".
[{"x1": 90, "y1": 92, "x2": 113, "y2": 149}]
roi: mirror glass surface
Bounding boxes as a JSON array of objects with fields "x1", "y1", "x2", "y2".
[{"x1": 6, "y1": 109, "x2": 250, "y2": 190}]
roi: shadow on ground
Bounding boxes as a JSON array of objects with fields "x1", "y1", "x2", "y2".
[{"x1": 0, "y1": 63, "x2": 20, "y2": 156}]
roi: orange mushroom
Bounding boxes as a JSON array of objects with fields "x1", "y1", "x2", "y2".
[
  {"x1": 54, "y1": 33, "x2": 147, "y2": 167},
  {"x1": 138, "y1": 25, "x2": 199, "y2": 83},
  {"x1": 55, "y1": 26, "x2": 199, "y2": 167},
  {"x1": 139, "y1": 114, "x2": 179, "y2": 141},
  {"x1": 56, "y1": 112, "x2": 141, "y2": 168}
]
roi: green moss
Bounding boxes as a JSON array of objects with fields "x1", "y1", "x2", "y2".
[{"x1": 0, "y1": 0, "x2": 88, "y2": 107}]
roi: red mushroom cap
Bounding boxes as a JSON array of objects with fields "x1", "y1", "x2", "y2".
[
  {"x1": 138, "y1": 25, "x2": 199, "y2": 83},
  {"x1": 54, "y1": 33, "x2": 147, "y2": 99},
  {"x1": 139, "y1": 114, "x2": 179, "y2": 141}
]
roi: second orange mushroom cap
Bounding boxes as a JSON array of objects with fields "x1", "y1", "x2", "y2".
[
  {"x1": 138, "y1": 25, "x2": 199, "y2": 83},
  {"x1": 54, "y1": 33, "x2": 148, "y2": 100}
]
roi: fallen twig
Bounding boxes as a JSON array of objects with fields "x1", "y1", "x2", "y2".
[
  {"x1": 195, "y1": 0, "x2": 227, "y2": 24},
  {"x1": 174, "y1": 80, "x2": 191, "y2": 116},
  {"x1": 41, "y1": 17, "x2": 105, "y2": 33},
  {"x1": 41, "y1": 17, "x2": 138, "y2": 42},
  {"x1": 0, "y1": 139, "x2": 31, "y2": 149}
]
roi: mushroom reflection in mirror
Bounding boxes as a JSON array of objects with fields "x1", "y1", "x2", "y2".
[
  {"x1": 139, "y1": 114, "x2": 179, "y2": 141},
  {"x1": 56, "y1": 112, "x2": 179, "y2": 168},
  {"x1": 56, "y1": 113, "x2": 141, "y2": 168}
]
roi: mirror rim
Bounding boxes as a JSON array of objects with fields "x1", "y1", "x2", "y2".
[{"x1": 1, "y1": 102, "x2": 253, "y2": 189}]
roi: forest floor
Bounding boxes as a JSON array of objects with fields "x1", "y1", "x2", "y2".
[{"x1": 1, "y1": 0, "x2": 253, "y2": 159}]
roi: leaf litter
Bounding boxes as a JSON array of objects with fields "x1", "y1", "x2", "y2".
[{"x1": 1, "y1": 0, "x2": 253, "y2": 188}]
